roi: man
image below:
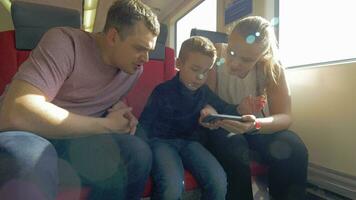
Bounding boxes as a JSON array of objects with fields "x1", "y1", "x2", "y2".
[{"x1": 0, "y1": 0, "x2": 159, "y2": 199}]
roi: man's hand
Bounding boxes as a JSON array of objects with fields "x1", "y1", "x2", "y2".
[
  {"x1": 107, "y1": 101, "x2": 138, "y2": 134},
  {"x1": 199, "y1": 105, "x2": 220, "y2": 130}
]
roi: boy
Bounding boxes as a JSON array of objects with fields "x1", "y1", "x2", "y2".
[{"x1": 139, "y1": 36, "x2": 240, "y2": 200}]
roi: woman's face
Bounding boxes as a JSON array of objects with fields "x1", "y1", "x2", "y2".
[{"x1": 226, "y1": 32, "x2": 266, "y2": 78}]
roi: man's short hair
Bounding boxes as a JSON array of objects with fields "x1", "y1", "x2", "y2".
[
  {"x1": 104, "y1": 0, "x2": 160, "y2": 39},
  {"x1": 178, "y1": 36, "x2": 217, "y2": 64}
]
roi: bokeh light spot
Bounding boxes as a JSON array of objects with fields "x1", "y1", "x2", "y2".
[
  {"x1": 271, "y1": 17, "x2": 279, "y2": 26},
  {"x1": 246, "y1": 35, "x2": 256, "y2": 44}
]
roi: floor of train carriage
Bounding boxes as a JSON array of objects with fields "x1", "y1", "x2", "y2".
[{"x1": 141, "y1": 181, "x2": 352, "y2": 200}]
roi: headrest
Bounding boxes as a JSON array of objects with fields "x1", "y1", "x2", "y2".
[
  {"x1": 190, "y1": 28, "x2": 228, "y2": 44},
  {"x1": 11, "y1": 1, "x2": 81, "y2": 50},
  {"x1": 149, "y1": 23, "x2": 168, "y2": 60},
  {"x1": 157, "y1": 23, "x2": 168, "y2": 44}
]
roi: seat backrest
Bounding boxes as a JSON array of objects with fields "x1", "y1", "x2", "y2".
[
  {"x1": 125, "y1": 23, "x2": 176, "y2": 117},
  {"x1": 0, "y1": 2, "x2": 80, "y2": 95},
  {"x1": 190, "y1": 28, "x2": 229, "y2": 62},
  {"x1": 190, "y1": 28, "x2": 228, "y2": 43},
  {"x1": 11, "y1": 1, "x2": 81, "y2": 50},
  {"x1": 149, "y1": 23, "x2": 168, "y2": 60}
]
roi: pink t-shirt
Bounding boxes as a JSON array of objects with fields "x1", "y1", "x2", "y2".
[{"x1": 10, "y1": 27, "x2": 143, "y2": 117}]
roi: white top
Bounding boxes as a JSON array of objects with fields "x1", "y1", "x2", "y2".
[{"x1": 216, "y1": 63, "x2": 269, "y2": 117}]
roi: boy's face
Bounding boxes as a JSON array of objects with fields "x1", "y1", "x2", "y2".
[{"x1": 177, "y1": 52, "x2": 215, "y2": 91}]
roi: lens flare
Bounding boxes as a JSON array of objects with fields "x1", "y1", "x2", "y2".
[
  {"x1": 246, "y1": 35, "x2": 256, "y2": 44},
  {"x1": 271, "y1": 17, "x2": 279, "y2": 26}
]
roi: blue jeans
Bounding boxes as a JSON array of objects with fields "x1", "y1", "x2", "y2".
[
  {"x1": 0, "y1": 131, "x2": 58, "y2": 200},
  {"x1": 0, "y1": 132, "x2": 152, "y2": 200},
  {"x1": 50, "y1": 133, "x2": 152, "y2": 200},
  {"x1": 149, "y1": 138, "x2": 227, "y2": 200},
  {"x1": 200, "y1": 129, "x2": 308, "y2": 200}
]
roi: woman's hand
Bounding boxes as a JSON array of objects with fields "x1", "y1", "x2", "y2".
[
  {"x1": 199, "y1": 105, "x2": 220, "y2": 130},
  {"x1": 238, "y1": 95, "x2": 266, "y2": 115},
  {"x1": 217, "y1": 115, "x2": 256, "y2": 134}
]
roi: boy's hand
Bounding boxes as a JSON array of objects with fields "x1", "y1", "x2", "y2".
[
  {"x1": 238, "y1": 95, "x2": 266, "y2": 115},
  {"x1": 106, "y1": 101, "x2": 138, "y2": 135},
  {"x1": 199, "y1": 105, "x2": 220, "y2": 130}
]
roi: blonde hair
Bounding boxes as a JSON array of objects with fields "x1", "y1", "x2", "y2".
[
  {"x1": 232, "y1": 16, "x2": 282, "y2": 87},
  {"x1": 178, "y1": 36, "x2": 217, "y2": 65}
]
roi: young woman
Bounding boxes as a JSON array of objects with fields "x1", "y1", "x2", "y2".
[{"x1": 200, "y1": 16, "x2": 308, "y2": 200}]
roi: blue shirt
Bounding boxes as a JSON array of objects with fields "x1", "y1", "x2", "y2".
[{"x1": 139, "y1": 73, "x2": 239, "y2": 140}]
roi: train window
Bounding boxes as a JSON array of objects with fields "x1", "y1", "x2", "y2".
[
  {"x1": 175, "y1": 0, "x2": 217, "y2": 55},
  {"x1": 279, "y1": 0, "x2": 356, "y2": 68}
]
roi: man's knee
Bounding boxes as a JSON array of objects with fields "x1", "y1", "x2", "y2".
[
  {"x1": 0, "y1": 131, "x2": 58, "y2": 200},
  {"x1": 0, "y1": 131, "x2": 57, "y2": 176}
]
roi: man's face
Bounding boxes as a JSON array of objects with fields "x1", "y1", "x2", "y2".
[
  {"x1": 178, "y1": 52, "x2": 215, "y2": 91},
  {"x1": 110, "y1": 21, "x2": 157, "y2": 74}
]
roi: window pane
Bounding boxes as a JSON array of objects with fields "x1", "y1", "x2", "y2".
[
  {"x1": 176, "y1": 0, "x2": 217, "y2": 55},
  {"x1": 279, "y1": 0, "x2": 356, "y2": 67}
]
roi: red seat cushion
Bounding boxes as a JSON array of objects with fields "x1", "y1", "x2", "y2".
[
  {"x1": 126, "y1": 60, "x2": 165, "y2": 117},
  {"x1": 126, "y1": 48, "x2": 176, "y2": 118},
  {"x1": 250, "y1": 161, "x2": 269, "y2": 176}
]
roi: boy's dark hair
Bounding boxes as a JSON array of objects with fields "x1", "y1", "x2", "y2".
[
  {"x1": 103, "y1": 0, "x2": 160, "y2": 39},
  {"x1": 178, "y1": 36, "x2": 217, "y2": 64}
]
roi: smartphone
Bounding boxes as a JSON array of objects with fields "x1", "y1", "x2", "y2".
[{"x1": 202, "y1": 114, "x2": 243, "y2": 123}]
